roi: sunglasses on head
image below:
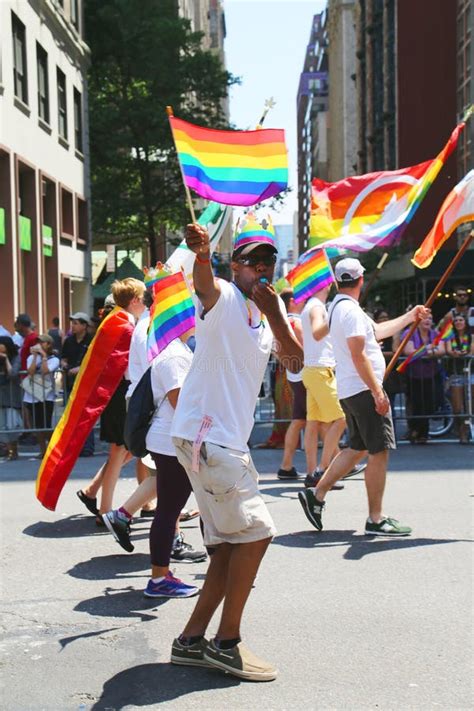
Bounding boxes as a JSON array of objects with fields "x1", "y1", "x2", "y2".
[{"x1": 236, "y1": 254, "x2": 277, "y2": 267}]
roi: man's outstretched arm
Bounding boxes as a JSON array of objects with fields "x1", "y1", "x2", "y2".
[{"x1": 186, "y1": 223, "x2": 221, "y2": 312}]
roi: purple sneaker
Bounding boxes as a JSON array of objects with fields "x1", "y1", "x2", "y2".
[{"x1": 143, "y1": 572, "x2": 199, "y2": 599}]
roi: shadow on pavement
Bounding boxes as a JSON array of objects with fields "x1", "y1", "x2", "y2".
[
  {"x1": 91, "y1": 662, "x2": 239, "y2": 710},
  {"x1": 67, "y1": 553, "x2": 149, "y2": 580},
  {"x1": 74, "y1": 586, "x2": 167, "y2": 622},
  {"x1": 23, "y1": 515, "x2": 109, "y2": 539},
  {"x1": 273, "y1": 529, "x2": 473, "y2": 559},
  {"x1": 59, "y1": 627, "x2": 121, "y2": 650}
]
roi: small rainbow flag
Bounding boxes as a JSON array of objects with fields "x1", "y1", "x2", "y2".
[
  {"x1": 169, "y1": 116, "x2": 288, "y2": 207},
  {"x1": 309, "y1": 122, "x2": 465, "y2": 253},
  {"x1": 147, "y1": 270, "x2": 195, "y2": 360},
  {"x1": 397, "y1": 320, "x2": 454, "y2": 373},
  {"x1": 286, "y1": 249, "x2": 335, "y2": 304}
]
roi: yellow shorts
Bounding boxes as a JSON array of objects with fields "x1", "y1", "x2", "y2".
[{"x1": 302, "y1": 366, "x2": 345, "y2": 423}]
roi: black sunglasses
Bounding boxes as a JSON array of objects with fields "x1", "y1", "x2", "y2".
[{"x1": 237, "y1": 254, "x2": 277, "y2": 267}]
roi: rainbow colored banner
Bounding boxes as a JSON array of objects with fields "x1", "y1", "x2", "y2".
[
  {"x1": 397, "y1": 320, "x2": 454, "y2": 374},
  {"x1": 412, "y1": 169, "x2": 474, "y2": 268},
  {"x1": 169, "y1": 116, "x2": 288, "y2": 206},
  {"x1": 147, "y1": 270, "x2": 195, "y2": 360},
  {"x1": 286, "y1": 249, "x2": 335, "y2": 303},
  {"x1": 309, "y1": 123, "x2": 465, "y2": 252},
  {"x1": 36, "y1": 308, "x2": 134, "y2": 510}
]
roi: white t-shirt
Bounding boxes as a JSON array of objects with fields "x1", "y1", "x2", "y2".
[
  {"x1": 328, "y1": 294, "x2": 386, "y2": 400},
  {"x1": 126, "y1": 310, "x2": 150, "y2": 398},
  {"x1": 286, "y1": 314, "x2": 303, "y2": 383},
  {"x1": 171, "y1": 279, "x2": 286, "y2": 452},
  {"x1": 146, "y1": 339, "x2": 193, "y2": 456},
  {"x1": 23, "y1": 354, "x2": 60, "y2": 403},
  {"x1": 301, "y1": 296, "x2": 335, "y2": 368}
]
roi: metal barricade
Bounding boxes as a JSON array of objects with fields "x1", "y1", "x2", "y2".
[{"x1": 253, "y1": 356, "x2": 473, "y2": 445}]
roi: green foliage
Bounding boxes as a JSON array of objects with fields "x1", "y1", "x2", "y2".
[{"x1": 85, "y1": 0, "x2": 235, "y2": 262}]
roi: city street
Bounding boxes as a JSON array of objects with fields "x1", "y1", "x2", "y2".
[{"x1": 1, "y1": 444, "x2": 472, "y2": 710}]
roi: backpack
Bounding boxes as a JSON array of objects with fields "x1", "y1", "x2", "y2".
[{"x1": 124, "y1": 367, "x2": 156, "y2": 457}]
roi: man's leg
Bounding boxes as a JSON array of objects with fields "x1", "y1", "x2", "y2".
[
  {"x1": 304, "y1": 420, "x2": 319, "y2": 473},
  {"x1": 216, "y1": 538, "x2": 272, "y2": 640},
  {"x1": 316, "y1": 448, "x2": 366, "y2": 500},
  {"x1": 364, "y1": 450, "x2": 389, "y2": 522},
  {"x1": 181, "y1": 543, "x2": 232, "y2": 637},
  {"x1": 135, "y1": 459, "x2": 155, "y2": 512},
  {"x1": 280, "y1": 419, "x2": 304, "y2": 471}
]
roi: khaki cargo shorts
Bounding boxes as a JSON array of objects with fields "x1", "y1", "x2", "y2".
[{"x1": 172, "y1": 437, "x2": 276, "y2": 547}]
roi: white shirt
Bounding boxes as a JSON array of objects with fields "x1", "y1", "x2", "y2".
[
  {"x1": 301, "y1": 296, "x2": 335, "y2": 368},
  {"x1": 286, "y1": 314, "x2": 303, "y2": 383},
  {"x1": 23, "y1": 354, "x2": 60, "y2": 403},
  {"x1": 126, "y1": 310, "x2": 150, "y2": 398},
  {"x1": 171, "y1": 279, "x2": 286, "y2": 452},
  {"x1": 328, "y1": 294, "x2": 386, "y2": 399},
  {"x1": 146, "y1": 339, "x2": 193, "y2": 456}
]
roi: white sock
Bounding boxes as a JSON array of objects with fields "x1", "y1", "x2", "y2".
[{"x1": 151, "y1": 576, "x2": 165, "y2": 584}]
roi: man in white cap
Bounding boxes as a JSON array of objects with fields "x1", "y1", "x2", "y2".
[{"x1": 298, "y1": 257, "x2": 430, "y2": 537}]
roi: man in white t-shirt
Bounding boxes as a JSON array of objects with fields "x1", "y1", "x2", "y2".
[
  {"x1": 170, "y1": 215, "x2": 303, "y2": 682},
  {"x1": 298, "y1": 258, "x2": 430, "y2": 537}
]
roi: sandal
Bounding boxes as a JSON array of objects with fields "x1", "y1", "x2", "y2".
[{"x1": 76, "y1": 489, "x2": 99, "y2": 516}]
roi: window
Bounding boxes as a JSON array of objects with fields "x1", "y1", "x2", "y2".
[
  {"x1": 36, "y1": 44, "x2": 49, "y2": 124},
  {"x1": 12, "y1": 12, "x2": 28, "y2": 104},
  {"x1": 57, "y1": 68, "x2": 67, "y2": 140},
  {"x1": 61, "y1": 187, "x2": 74, "y2": 238},
  {"x1": 73, "y1": 88, "x2": 83, "y2": 152},
  {"x1": 71, "y1": 0, "x2": 79, "y2": 30}
]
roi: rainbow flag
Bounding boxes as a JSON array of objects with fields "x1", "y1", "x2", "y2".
[
  {"x1": 147, "y1": 270, "x2": 195, "y2": 360},
  {"x1": 169, "y1": 116, "x2": 288, "y2": 207},
  {"x1": 36, "y1": 308, "x2": 134, "y2": 510},
  {"x1": 397, "y1": 320, "x2": 454, "y2": 373},
  {"x1": 412, "y1": 170, "x2": 474, "y2": 268},
  {"x1": 309, "y1": 123, "x2": 465, "y2": 252},
  {"x1": 286, "y1": 249, "x2": 335, "y2": 304}
]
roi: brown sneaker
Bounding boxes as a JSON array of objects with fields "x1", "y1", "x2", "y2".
[
  {"x1": 171, "y1": 637, "x2": 210, "y2": 668},
  {"x1": 203, "y1": 639, "x2": 277, "y2": 682}
]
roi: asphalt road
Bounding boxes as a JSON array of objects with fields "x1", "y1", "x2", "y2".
[{"x1": 0, "y1": 444, "x2": 472, "y2": 710}]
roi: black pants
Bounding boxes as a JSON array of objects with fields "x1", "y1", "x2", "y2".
[
  {"x1": 407, "y1": 377, "x2": 436, "y2": 439},
  {"x1": 149, "y1": 452, "x2": 192, "y2": 567}
]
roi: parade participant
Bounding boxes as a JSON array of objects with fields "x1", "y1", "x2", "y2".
[
  {"x1": 76, "y1": 279, "x2": 145, "y2": 522},
  {"x1": 170, "y1": 215, "x2": 303, "y2": 681},
  {"x1": 445, "y1": 313, "x2": 473, "y2": 444},
  {"x1": 298, "y1": 258, "x2": 430, "y2": 536},
  {"x1": 277, "y1": 289, "x2": 305, "y2": 480},
  {"x1": 301, "y1": 283, "x2": 347, "y2": 489}
]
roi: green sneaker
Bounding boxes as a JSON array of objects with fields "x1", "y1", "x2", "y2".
[
  {"x1": 170, "y1": 637, "x2": 210, "y2": 667},
  {"x1": 365, "y1": 517, "x2": 412, "y2": 537},
  {"x1": 203, "y1": 639, "x2": 277, "y2": 682},
  {"x1": 297, "y1": 488, "x2": 324, "y2": 531}
]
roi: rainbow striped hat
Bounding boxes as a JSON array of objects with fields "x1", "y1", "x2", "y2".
[{"x1": 232, "y1": 213, "x2": 278, "y2": 256}]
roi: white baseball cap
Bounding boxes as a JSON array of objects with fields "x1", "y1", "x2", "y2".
[
  {"x1": 334, "y1": 258, "x2": 365, "y2": 282},
  {"x1": 70, "y1": 311, "x2": 90, "y2": 324}
]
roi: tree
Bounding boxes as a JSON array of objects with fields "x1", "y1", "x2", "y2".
[{"x1": 85, "y1": 0, "x2": 234, "y2": 263}]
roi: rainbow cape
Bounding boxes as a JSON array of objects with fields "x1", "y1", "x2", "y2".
[
  {"x1": 412, "y1": 169, "x2": 474, "y2": 268},
  {"x1": 36, "y1": 308, "x2": 134, "y2": 510},
  {"x1": 147, "y1": 270, "x2": 195, "y2": 360},
  {"x1": 169, "y1": 116, "x2": 288, "y2": 206},
  {"x1": 309, "y1": 122, "x2": 465, "y2": 252},
  {"x1": 286, "y1": 249, "x2": 335, "y2": 303},
  {"x1": 397, "y1": 320, "x2": 454, "y2": 374}
]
